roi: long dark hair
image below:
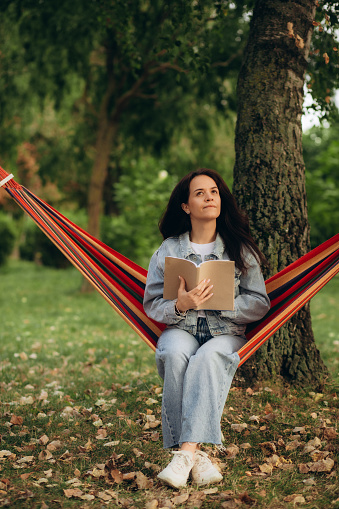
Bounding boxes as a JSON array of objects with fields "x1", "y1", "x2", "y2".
[{"x1": 159, "y1": 168, "x2": 266, "y2": 272}]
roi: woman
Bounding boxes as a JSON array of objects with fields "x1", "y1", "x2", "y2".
[{"x1": 143, "y1": 169, "x2": 270, "y2": 489}]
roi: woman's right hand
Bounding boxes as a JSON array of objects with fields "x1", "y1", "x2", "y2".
[{"x1": 176, "y1": 276, "x2": 214, "y2": 313}]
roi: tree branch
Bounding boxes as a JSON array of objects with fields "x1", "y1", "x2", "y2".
[{"x1": 211, "y1": 48, "x2": 243, "y2": 68}]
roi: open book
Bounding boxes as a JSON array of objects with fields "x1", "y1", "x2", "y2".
[{"x1": 163, "y1": 257, "x2": 235, "y2": 311}]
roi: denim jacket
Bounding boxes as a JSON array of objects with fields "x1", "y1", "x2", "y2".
[{"x1": 143, "y1": 232, "x2": 270, "y2": 338}]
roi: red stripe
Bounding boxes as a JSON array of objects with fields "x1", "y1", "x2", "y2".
[
  {"x1": 266, "y1": 234, "x2": 339, "y2": 285},
  {"x1": 268, "y1": 250, "x2": 339, "y2": 308}
]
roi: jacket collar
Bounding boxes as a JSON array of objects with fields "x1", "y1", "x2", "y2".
[{"x1": 178, "y1": 231, "x2": 225, "y2": 260}]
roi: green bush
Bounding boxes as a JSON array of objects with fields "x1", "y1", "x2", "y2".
[
  {"x1": 0, "y1": 213, "x2": 16, "y2": 266},
  {"x1": 101, "y1": 157, "x2": 177, "y2": 269}
]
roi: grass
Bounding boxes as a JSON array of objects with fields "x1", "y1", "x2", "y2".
[{"x1": 0, "y1": 260, "x2": 338, "y2": 508}]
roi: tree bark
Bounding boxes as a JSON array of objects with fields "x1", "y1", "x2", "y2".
[
  {"x1": 87, "y1": 116, "x2": 118, "y2": 239},
  {"x1": 233, "y1": 0, "x2": 328, "y2": 387}
]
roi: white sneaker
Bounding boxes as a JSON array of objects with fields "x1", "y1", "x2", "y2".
[
  {"x1": 191, "y1": 450, "x2": 223, "y2": 486},
  {"x1": 157, "y1": 451, "x2": 194, "y2": 489}
]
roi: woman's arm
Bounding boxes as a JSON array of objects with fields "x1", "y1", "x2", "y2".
[
  {"x1": 143, "y1": 250, "x2": 184, "y2": 325},
  {"x1": 219, "y1": 252, "x2": 270, "y2": 324}
]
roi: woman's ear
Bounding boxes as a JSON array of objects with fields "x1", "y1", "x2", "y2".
[{"x1": 181, "y1": 203, "x2": 190, "y2": 214}]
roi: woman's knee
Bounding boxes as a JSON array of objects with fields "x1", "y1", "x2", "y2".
[{"x1": 156, "y1": 328, "x2": 199, "y2": 365}]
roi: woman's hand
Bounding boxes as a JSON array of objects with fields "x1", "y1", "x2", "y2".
[{"x1": 176, "y1": 276, "x2": 214, "y2": 313}]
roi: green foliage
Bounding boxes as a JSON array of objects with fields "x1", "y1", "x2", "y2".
[
  {"x1": 303, "y1": 120, "x2": 339, "y2": 247},
  {"x1": 101, "y1": 157, "x2": 177, "y2": 268},
  {"x1": 0, "y1": 213, "x2": 16, "y2": 265},
  {"x1": 306, "y1": 1, "x2": 339, "y2": 118}
]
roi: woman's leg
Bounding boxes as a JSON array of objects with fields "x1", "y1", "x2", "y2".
[
  {"x1": 155, "y1": 327, "x2": 199, "y2": 449},
  {"x1": 179, "y1": 334, "x2": 246, "y2": 445}
]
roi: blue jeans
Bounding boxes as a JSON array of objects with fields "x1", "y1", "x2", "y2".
[{"x1": 155, "y1": 319, "x2": 246, "y2": 448}]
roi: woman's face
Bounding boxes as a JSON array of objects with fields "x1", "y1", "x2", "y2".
[{"x1": 182, "y1": 175, "x2": 221, "y2": 223}]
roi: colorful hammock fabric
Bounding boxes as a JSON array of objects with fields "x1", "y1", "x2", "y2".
[{"x1": 1, "y1": 167, "x2": 338, "y2": 367}]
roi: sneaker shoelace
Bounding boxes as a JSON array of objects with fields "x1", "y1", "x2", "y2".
[
  {"x1": 194, "y1": 451, "x2": 213, "y2": 472},
  {"x1": 170, "y1": 452, "x2": 193, "y2": 474}
]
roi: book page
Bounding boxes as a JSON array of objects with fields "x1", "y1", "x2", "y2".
[{"x1": 163, "y1": 257, "x2": 235, "y2": 311}]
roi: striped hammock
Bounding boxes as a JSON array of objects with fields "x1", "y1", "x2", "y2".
[{"x1": 1, "y1": 167, "x2": 338, "y2": 366}]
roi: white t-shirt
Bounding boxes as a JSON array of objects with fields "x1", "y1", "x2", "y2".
[{"x1": 190, "y1": 241, "x2": 215, "y2": 317}]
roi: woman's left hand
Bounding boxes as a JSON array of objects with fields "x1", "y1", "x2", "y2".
[{"x1": 176, "y1": 276, "x2": 214, "y2": 313}]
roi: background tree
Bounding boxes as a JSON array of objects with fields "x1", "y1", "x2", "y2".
[
  {"x1": 303, "y1": 117, "x2": 339, "y2": 248},
  {"x1": 232, "y1": 0, "x2": 338, "y2": 386},
  {"x1": 0, "y1": 0, "x2": 249, "y2": 240}
]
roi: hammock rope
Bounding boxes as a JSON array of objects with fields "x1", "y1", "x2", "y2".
[{"x1": 1, "y1": 167, "x2": 338, "y2": 366}]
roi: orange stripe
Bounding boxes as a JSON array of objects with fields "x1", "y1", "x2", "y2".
[
  {"x1": 20, "y1": 193, "x2": 163, "y2": 339},
  {"x1": 266, "y1": 240, "x2": 339, "y2": 293},
  {"x1": 238, "y1": 265, "x2": 339, "y2": 365}
]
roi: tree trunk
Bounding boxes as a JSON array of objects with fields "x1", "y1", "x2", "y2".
[
  {"x1": 233, "y1": 0, "x2": 328, "y2": 387},
  {"x1": 87, "y1": 117, "x2": 118, "y2": 239},
  {"x1": 81, "y1": 113, "x2": 118, "y2": 292}
]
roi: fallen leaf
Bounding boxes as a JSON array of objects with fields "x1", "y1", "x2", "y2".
[
  {"x1": 63, "y1": 488, "x2": 83, "y2": 498},
  {"x1": 122, "y1": 472, "x2": 136, "y2": 481},
  {"x1": 221, "y1": 501, "x2": 238, "y2": 509},
  {"x1": 145, "y1": 398, "x2": 158, "y2": 405},
  {"x1": 286, "y1": 440, "x2": 302, "y2": 451},
  {"x1": 298, "y1": 463, "x2": 310, "y2": 474},
  {"x1": 259, "y1": 463, "x2": 273, "y2": 474},
  {"x1": 264, "y1": 403, "x2": 273, "y2": 414},
  {"x1": 20, "y1": 472, "x2": 33, "y2": 480},
  {"x1": 98, "y1": 491, "x2": 112, "y2": 501},
  {"x1": 323, "y1": 427, "x2": 337, "y2": 440},
  {"x1": 259, "y1": 441, "x2": 276, "y2": 454},
  {"x1": 283, "y1": 494, "x2": 305, "y2": 504},
  {"x1": 303, "y1": 478, "x2": 316, "y2": 486},
  {"x1": 90, "y1": 467, "x2": 106, "y2": 478},
  {"x1": 238, "y1": 492, "x2": 256, "y2": 505},
  {"x1": 225, "y1": 444, "x2": 239, "y2": 458},
  {"x1": 80, "y1": 494, "x2": 95, "y2": 500},
  {"x1": 266, "y1": 454, "x2": 280, "y2": 467},
  {"x1": 19, "y1": 396, "x2": 34, "y2": 405},
  {"x1": 310, "y1": 450, "x2": 329, "y2": 461},
  {"x1": 240, "y1": 443, "x2": 251, "y2": 449},
  {"x1": 38, "y1": 450, "x2": 53, "y2": 461},
  {"x1": 135, "y1": 471, "x2": 151, "y2": 489},
  {"x1": 96, "y1": 428, "x2": 107, "y2": 439},
  {"x1": 172, "y1": 493, "x2": 189, "y2": 505},
  {"x1": 203, "y1": 487, "x2": 219, "y2": 494},
  {"x1": 307, "y1": 437, "x2": 321, "y2": 448},
  {"x1": 292, "y1": 426, "x2": 307, "y2": 434},
  {"x1": 231, "y1": 423, "x2": 247, "y2": 432},
  {"x1": 309, "y1": 457, "x2": 334, "y2": 472},
  {"x1": 145, "y1": 500, "x2": 159, "y2": 509},
  {"x1": 10, "y1": 415, "x2": 23, "y2": 426},
  {"x1": 17, "y1": 456, "x2": 34, "y2": 464},
  {"x1": 47, "y1": 440, "x2": 62, "y2": 451},
  {"x1": 302, "y1": 444, "x2": 316, "y2": 454},
  {"x1": 0, "y1": 450, "x2": 13, "y2": 459},
  {"x1": 110, "y1": 469, "x2": 123, "y2": 483},
  {"x1": 38, "y1": 435, "x2": 49, "y2": 446}
]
